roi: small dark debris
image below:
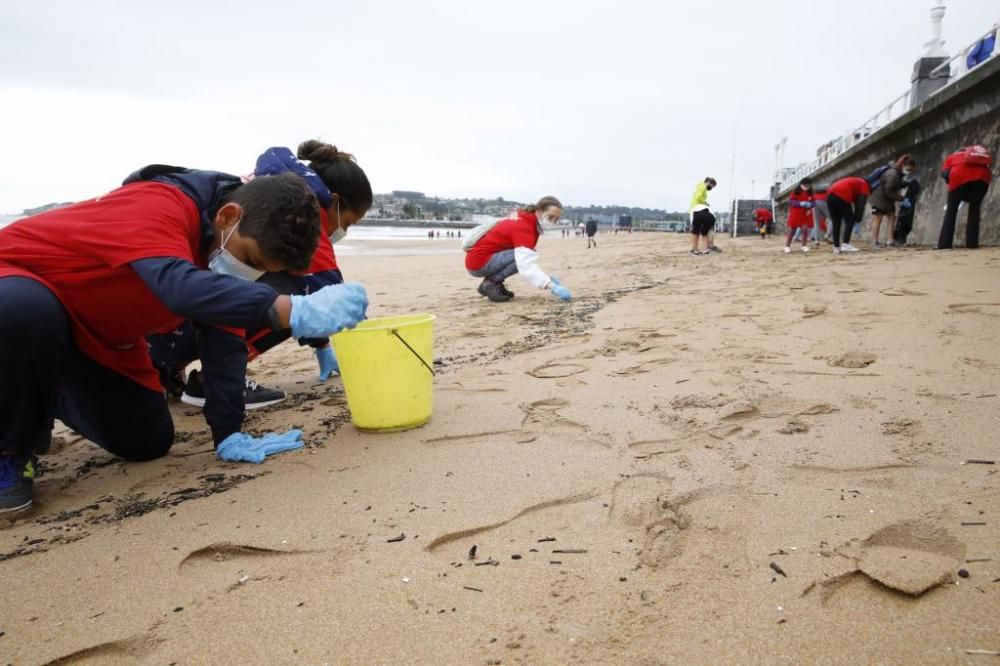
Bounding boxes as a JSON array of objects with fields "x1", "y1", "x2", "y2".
[
  {"x1": 537, "y1": 537, "x2": 556, "y2": 543},
  {"x1": 468, "y1": 545, "x2": 477, "y2": 560},
  {"x1": 387, "y1": 533, "x2": 406, "y2": 543},
  {"x1": 958, "y1": 568, "x2": 970, "y2": 578},
  {"x1": 965, "y1": 459, "x2": 995, "y2": 465},
  {"x1": 549, "y1": 560, "x2": 562, "y2": 565},
  {"x1": 511, "y1": 554, "x2": 522, "y2": 560},
  {"x1": 777, "y1": 619, "x2": 787, "y2": 625},
  {"x1": 552, "y1": 549, "x2": 587, "y2": 554},
  {"x1": 297, "y1": 601, "x2": 305, "y2": 607},
  {"x1": 961, "y1": 522, "x2": 987, "y2": 526},
  {"x1": 173, "y1": 606, "x2": 183, "y2": 613},
  {"x1": 770, "y1": 562, "x2": 787, "y2": 577},
  {"x1": 463, "y1": 586, "x2": 483, "y2": 593},
  {"x1": 619, "y1": 577, "x2": 627, "y2": 582},
  {"x1": 474, "y1": 559, "x2": 499, "y2": 567}
]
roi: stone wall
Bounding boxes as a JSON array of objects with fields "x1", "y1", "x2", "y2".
[{"x1": 775, "y1": 56, "x2": 1000, "y2": 246}]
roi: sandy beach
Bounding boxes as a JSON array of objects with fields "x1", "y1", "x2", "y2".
[{"x1": 2, "y1": 231, "x2": 998, "y2": 664}]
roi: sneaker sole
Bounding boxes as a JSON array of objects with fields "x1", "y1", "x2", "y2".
[
  {"x1": 0, "y1": 498, "x2": 33, "y2": 514},
  {"x1": 181, "y1": 393, "x2": 286, "y2": 410},
  {"x1": 180, "y1": 393, "x2": 207, "y2": 408}
]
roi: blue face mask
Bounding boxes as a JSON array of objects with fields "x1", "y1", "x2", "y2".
[{"x1": 208, "y1": 220, "x2": 265, "y2": 282}]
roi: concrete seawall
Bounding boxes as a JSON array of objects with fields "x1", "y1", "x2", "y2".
[{"x1": 775, "y1": 56, "x2": 999, "y2": 246}]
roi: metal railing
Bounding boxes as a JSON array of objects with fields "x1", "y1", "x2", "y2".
[{"x1": 776, "y1": 23, "x2": 998, "y2": 194}]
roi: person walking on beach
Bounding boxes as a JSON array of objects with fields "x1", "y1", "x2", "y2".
[
  {"x1": 938, "y1": 145, "x2": 993, "y2": 250},
  {"x1": 463, "y1": 196, "x2": 571, "y2": 303},
  {"x1": 826, "y1": 175, "x2": 871, "y2": 255},
  {"x1": 585, "y1": 218, "x2": 598, "y2": 248},
  {"x1": 150, "y1": 141, "x2": 374, "y2": 405},
  {"x1": 689, "y1": 177, "x2": 718, "y2": 256},
  {"x1": 868, "y1": 155, "x2": 914, "y2": 249},
  {"x1": 784, "y1": 178, "x2": 813, "y2": 254},
  {"x1": 0, "y1": 172, "x2": 368, "y2": 513}
]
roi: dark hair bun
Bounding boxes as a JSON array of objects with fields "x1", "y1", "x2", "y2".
[{"x1": 297, "y1": 139, "x2": 355, "y2": 164}]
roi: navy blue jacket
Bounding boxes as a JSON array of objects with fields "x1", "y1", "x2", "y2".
[{"x1": 124, "y1": 166, "x2": 280, "y2": 444}]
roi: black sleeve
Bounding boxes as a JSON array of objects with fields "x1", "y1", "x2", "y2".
[
  {"x1": 130, "y1": 257, "x2": 280, "y2": 330},
  {"x1": 196, "y1": 323, "x2": 247, "y2": 445}
]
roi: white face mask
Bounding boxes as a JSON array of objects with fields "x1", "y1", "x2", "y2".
[
  {"x1": 208, "y1": 219, "x2": 265, "y2": 282},
  {"x1": 329, "y1": 198, "x2": 347, "y2": 244}
]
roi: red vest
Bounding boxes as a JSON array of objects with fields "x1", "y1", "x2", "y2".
[
  {"x1": 465, "y1": 211, "x2": 540, "y2": 271},
  {"x1": 0, "y1": 182, "x2": 204, "y2": 391}
]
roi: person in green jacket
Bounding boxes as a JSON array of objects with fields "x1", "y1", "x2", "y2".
[{"x1": 689, "y1": 177, "x2": 719, "y2": 255}]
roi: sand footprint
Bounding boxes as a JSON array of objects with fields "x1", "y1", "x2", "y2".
[
  {"x1": 42, "y1": 634, "x2": 162, "y2": 665},
  {"x1": 807, "y1": 520, "x2": 965, "y2": 598},
  {"x1": 179, "y1": 542, "x2": 311, "y2": 569},
  {"x1": 526, "y1": 361, "x2": 589, "y2": 379},
  {"x1": 828, "y1": 352, "x2": 877, "y2": 369}
]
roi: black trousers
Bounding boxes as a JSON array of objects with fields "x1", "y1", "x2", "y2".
[
  {"x1": 938, "y1": 180, "x2": 989, "y2": 249},
  {"x1": 0, "y1": 277, "x2": 174, "y2": 460},
  {"x1": 894, "y1": 209, "x2": 914, "y2": 245},
  {"x1": 827, "y1": 194, "x2": 856, "y2": 247}
]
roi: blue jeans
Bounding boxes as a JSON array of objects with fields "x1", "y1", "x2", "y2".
[{"x1": 469, "y1": 250, "x2": 518, "y2": 283}]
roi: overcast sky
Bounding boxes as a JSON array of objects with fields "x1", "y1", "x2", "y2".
[{"x1": 1, "y1": 0, "x2": 997, "y2": 213}]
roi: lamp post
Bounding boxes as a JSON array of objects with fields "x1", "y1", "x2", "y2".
[{"x1": 924, "y1": 3, "x2": 947, "y2": 57}]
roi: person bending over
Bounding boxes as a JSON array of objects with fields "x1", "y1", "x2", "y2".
[
  {"x1": 464, "y1": 196, "x2": 572, "y2": 303},
  {"x1": 149, "y1": 140, "x2": 373, "y2": 406},
  {"x1": 0, "y1": 171, "x2": 368, "y2": 514}
]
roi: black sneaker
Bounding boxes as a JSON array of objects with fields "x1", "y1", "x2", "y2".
[
  {"x1": 498, "y1": 281, "x2": 515, "y2": 299},
  {"x1": 0, "y1": 452, "x2": 36, "y2": 514},
  {"x1": 159, "y1": 364, "x2": 187, "y2": 399},
  {"x1": 181, "y1": 370, "x2": 286, "y2": 410},
  {"x1": 477, "y1": 279, "x2": 512, "y2": 303}
]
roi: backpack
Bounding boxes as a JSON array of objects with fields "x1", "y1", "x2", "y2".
[
  {"x1": 461, "y1": 217, "x2": 503, "y2": 252},
  {"x1": 865, "y1": 164, "x2": 891, "y2": 190},
  {"x1": 960, "y1": 145, "x2": 992, "y2": 167}
]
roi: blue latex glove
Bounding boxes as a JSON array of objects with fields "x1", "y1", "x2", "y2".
[
  {"x1": 549, "y1": 275, "x2": 562, "y2": 286},
  {"x1": 216, "y1": 430, "x2": 305, "y2": 464},
  {"x1": 290, "y1": 282, "x2": 368, "y2": 339},
  {"x1": 551, "y1": 284, "x2": 572, "y2": 301},
  {"x1": 900, "y1": 199, "x2": 913, "y2": 209},
  {"x1": 316, "y1": 345, "x2": 339, "y2": 381},
  {"x1": 800, "y1": 201, "x2": 814, "y2": 209}
]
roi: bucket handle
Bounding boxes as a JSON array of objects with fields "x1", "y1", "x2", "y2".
[{"x1": 391, "y1": 328, "x2": 436, "y2": 376}]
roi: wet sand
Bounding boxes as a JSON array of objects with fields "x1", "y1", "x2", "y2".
[{"x1": 2, "y1": 232, "x2": 999, "y2": 664}]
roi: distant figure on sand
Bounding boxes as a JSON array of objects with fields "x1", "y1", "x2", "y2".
[
  {"x1": 938, "y1": 145, "x2": 993, "y2": 250},
  {"x1": 826, "y1": 176, "x2": 871, "y2": 255},
  {"x1": 586, "y1": 218, "x2": 598, "y2": 248},
  {"x1": 785, "y1": 177, "x2": 813, "y2": 254},
  {"x1": 463, "y1": 196, "x2": 572, "y2": 303},
  {"x1": 754, "y1": 207, "x2": 773, "y2": 238},
  {"x1": 689, "y1": 177, "x2": 718, "y2": 256}
]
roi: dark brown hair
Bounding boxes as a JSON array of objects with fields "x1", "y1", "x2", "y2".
[
  {"x1": 227, "y1": 172, "x2": 320, "y2": 271},
  {"x1": 297, "y1": 139, "x2": 373, "y2": 214},
  {"x1": 522, "y1": 195, "x2": 563, "y2": 214},
  {"x1": 895, "y1": 154, "x2": 916, "y2": 168}
]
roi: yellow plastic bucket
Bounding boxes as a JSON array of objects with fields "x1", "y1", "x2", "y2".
[{"x1": 330, "y1": 313, "x2": 436, "y2": 432}]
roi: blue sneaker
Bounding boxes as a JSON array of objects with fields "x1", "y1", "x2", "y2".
[{"x1": 0, "y1": 453, "x2": 36, "y2": 514}]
